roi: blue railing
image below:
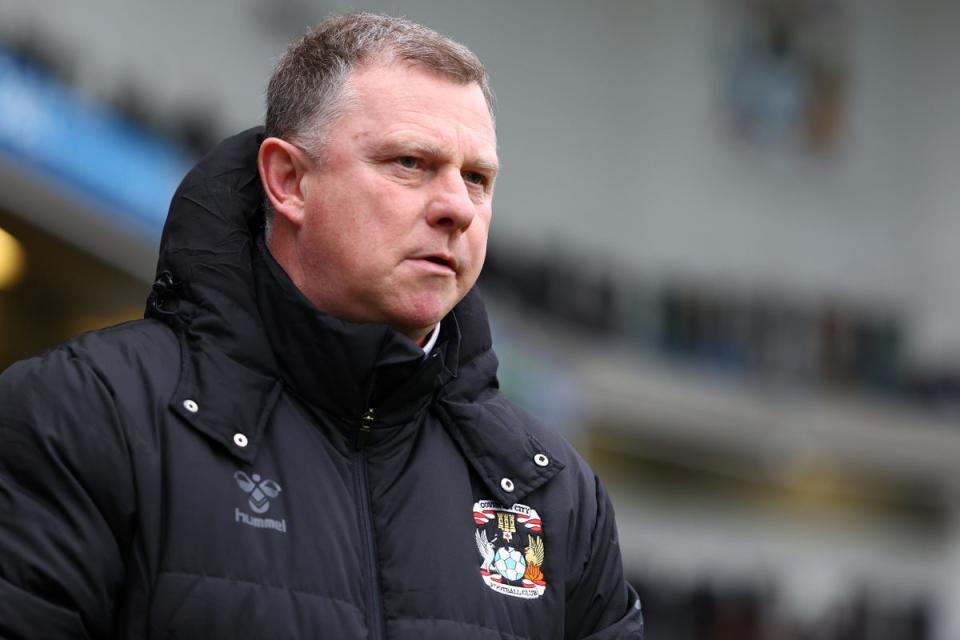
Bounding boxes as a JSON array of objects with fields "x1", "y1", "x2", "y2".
[{"x1": 0, "y1": 48, "x2": 192, "y2": 239}]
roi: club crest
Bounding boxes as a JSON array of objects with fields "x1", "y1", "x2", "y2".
[{"x1": 473, "y1": 500, "x2": 547, "y2": 599}]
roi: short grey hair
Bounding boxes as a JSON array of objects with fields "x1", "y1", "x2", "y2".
[
  {"x1": 262, "y1": 13, "x2": 494, "y2": 237},
  {"x1": 265, "y1": 12, "x2": 494, "y2": 153}
]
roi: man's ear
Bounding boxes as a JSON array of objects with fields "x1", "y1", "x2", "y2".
[{"x1": 258, "y1": 137, "x2": 312, "y2": 226}]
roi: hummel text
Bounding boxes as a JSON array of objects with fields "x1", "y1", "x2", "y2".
[{"x1": 235, "y1": 507, "x2": 287, "y2": 533}]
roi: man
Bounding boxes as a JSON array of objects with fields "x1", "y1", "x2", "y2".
[{"x1": 0, "y1": 13, "x2": 643, "y2": 639}]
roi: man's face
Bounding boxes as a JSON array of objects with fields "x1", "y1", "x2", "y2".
[{"x1": 286, "y1": 62, "x2": 498, "y2": 342}]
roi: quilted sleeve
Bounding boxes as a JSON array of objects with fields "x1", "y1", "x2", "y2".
[
  {"x1": 564, "y1": 475, "x2": 644, "y2": 639},
  {"x1": 0, "y1": 351, "x2": 135, "y2": 639}
]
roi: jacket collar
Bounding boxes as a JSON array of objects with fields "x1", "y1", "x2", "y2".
[
  {"x1": 435, "y1": 299, "x2": 566, "y2": 504},
  {"x1": 147, "y1": 127, "x2": 277, "y2": 462},
  {"x1": 252, "y1": 236, "x2": 449, "y2": 427}
]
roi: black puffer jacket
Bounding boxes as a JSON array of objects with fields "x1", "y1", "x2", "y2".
[{"x1": 0, "y1": 128, "x2": 643, "y2": 639}]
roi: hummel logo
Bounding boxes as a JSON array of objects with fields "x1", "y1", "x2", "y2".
[
  {"x1": 234, "y1": 471, "x2": 282, "y2": 514},
  {"x1": 233, "y1": 470, "x2": 288, "y2": 534}
]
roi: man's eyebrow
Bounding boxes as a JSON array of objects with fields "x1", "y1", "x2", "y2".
[
  {"x1": 398, "y1": 140, "x2": 444, "y2": 156},
  {"x1": 383, "y1": 139, "x2": 498, "y2": 175},
  {"x1": 380, "y1": 139, "x2": 445, "y2": 159},
  {"x1": 469, "y1": 157, "x2": 500, "y2": 176}
]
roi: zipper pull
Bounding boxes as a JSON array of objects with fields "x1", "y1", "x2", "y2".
[{"x1": 356, "y1": 407, "x2": 376, "y2": 449}]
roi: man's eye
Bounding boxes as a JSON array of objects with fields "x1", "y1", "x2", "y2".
[
  {"x1": 463, "y1": 171, "x2": 487, "y2": 186},
  {"x1": 396, "y1": 156, "x2": 419, "y2": 169}
]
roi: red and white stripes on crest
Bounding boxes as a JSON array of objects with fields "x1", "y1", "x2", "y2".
[
  {"x1": 515, "y1": 511, "x2": 542, "y2": 533},
  {"x1": 473, "y1": 508, "x2": 496, "y2": 525}
]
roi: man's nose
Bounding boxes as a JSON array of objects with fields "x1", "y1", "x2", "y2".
[{"x1": 425, "y1": 169, "x2": 476, "y2": 232}]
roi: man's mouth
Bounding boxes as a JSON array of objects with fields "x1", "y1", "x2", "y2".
[{"x1": 415, "y1": 254, "x2": 457, "y2": 272}]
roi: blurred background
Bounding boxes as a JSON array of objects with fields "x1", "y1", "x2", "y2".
[{"x1": 1, "y1": 0, "x2": 958, "y2": 637}]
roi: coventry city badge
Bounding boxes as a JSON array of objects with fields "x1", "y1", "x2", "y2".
[{"x1": 473, "y1": 499, "x2": 547, "y2": 599}]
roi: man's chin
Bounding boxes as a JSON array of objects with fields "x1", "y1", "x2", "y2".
[
  {"x1": 387, "y1": 321, "x2": 438, "y2": 346},
  {"x1": 386, "y1": 305, "x2": 454, "y2": 344}
]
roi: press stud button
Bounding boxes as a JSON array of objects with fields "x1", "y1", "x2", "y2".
[
  {"x1": 500, "y1": 477, "x2": 514, "y2": 492},
  {"x1": 182, "y1": 399, "x2": 198, "y2": 413},
  {"x1": 534, "y1": 453, "x2": 549, "y2": 467},
  {"x1": 233, "y1": 433, "x2": 248, "y2": 448}
]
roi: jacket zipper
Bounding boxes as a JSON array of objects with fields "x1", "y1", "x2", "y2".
[{"x1": 355, "y1": 407, "x2": 385, "y2": 640}]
